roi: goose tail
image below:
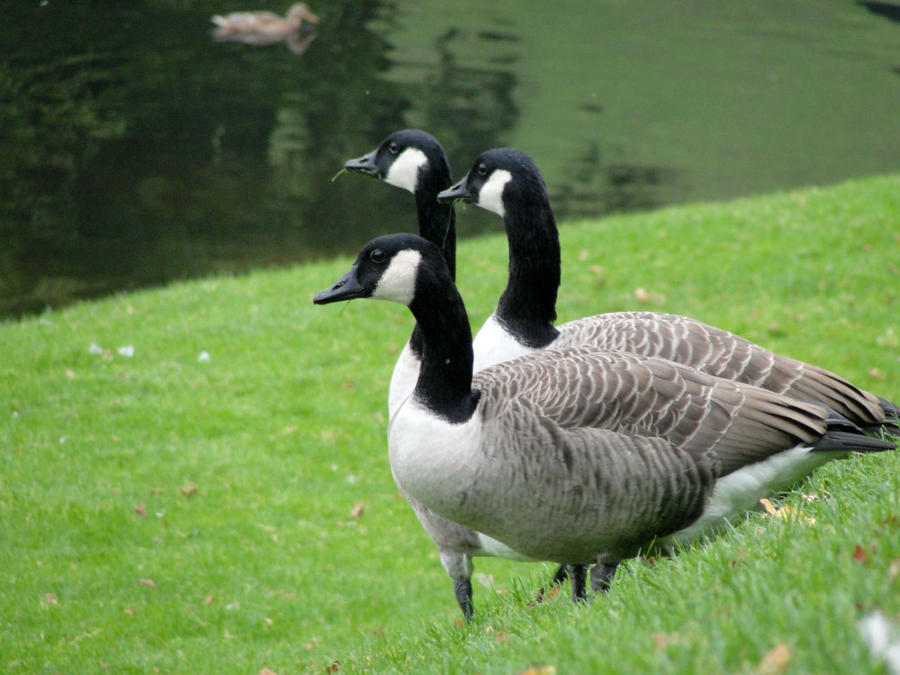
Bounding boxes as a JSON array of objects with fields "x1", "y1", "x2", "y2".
[
  {"x1": 866, "y1": 396, "x2": 900, "y2": 436},
  {"x1": 812, "y1": 410, "x2": 897, "y2": 453}
]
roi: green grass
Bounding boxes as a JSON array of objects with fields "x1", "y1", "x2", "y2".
[{"x1": 2, "y1": 174, "x2": 899, "y2": 673}]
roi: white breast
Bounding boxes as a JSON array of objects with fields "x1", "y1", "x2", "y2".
[
  {"x1": 388, "y1": 396, "x2": 484, "y2": 522},
  {"x1": 388, "y1": 340, "x2": 420, "y2": 420}
]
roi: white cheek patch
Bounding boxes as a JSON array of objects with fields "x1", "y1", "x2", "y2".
[
  {"x1": 476, "y1": 169, "x2": 512, "y2": 217},
  {"x1": 373, "y1": 249, "x2": 422, "y2": 305},
  {"x1": 384, "y1": 147, "x2": 428, "y2": 194}
]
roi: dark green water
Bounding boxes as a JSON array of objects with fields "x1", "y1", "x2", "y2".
[{"x1": 2, "y1": 0, "x2": 899, "y2": 318}]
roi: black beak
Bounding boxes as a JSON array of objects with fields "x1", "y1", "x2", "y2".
[
  {"x1": 313, "y1": 265, "x2": 369, "y2": 305},
  {"x1": 437, "y1": 176, "x2": 471, "y2": 204},
  {"x1": 344, "y1": 151, "x2": 380, "y2": 178}
]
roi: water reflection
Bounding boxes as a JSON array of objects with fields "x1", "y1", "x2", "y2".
[
  {"x1": 859, "y1": 1, "x2": 900, "y2": 23},
  {"x1": 1, "y1": 0, "x2": 899, "y2": 319},
  {"x1": 552, "y1": 142, "x2": 678, "y2": 218},
  {"x1": 1, "y1": 0, "x2": 514, "y2": 317}
]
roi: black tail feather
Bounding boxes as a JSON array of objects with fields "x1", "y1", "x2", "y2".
[
  {"x1": 812, "y1": 430, "x2": 896, "y2": 453},
  {"x1": 870, "y1": 396, "x2": 900, "y2": 435},
  {"x1": 812, "y1": 410, "x2": 897, "y2": 452}
]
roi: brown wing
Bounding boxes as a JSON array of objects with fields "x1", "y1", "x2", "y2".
[
  {"x1": 555, "y1": 311, "x2": 885, "y2": 426},
  {"x1": 475, "y1": 346, "x2": 828, "y2": 474}
]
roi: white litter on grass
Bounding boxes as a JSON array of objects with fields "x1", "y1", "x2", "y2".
[
  {"x1": 197, "y1": 351, "x2": 211, "y2": 363},
  {"x1": 117, "y1": 345, "x2": 134, "y2": 358},
  {"x1": 474, "y1": 572, "x2": 495, "y2": 589},
  {"x1": 89, "y1": 343, "x2": 103, "y2": 355},
  {"x1": 859, "y1": 610, "x2": 900, "y2": 675}
]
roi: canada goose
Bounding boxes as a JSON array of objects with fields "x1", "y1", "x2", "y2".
[
  {"x1": 313, "y1": 233, "x2": 896, "y2": 614},
  {"x1": 344, "y1": 131, "x2": 577, "y2": 618},
  {"x1": 437, "y1": 147, "x2": 900, "y2": 432}
]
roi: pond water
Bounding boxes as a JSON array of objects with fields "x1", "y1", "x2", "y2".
[{"x1": 2, "y1": 0, "x2": 899, "y2": 318}]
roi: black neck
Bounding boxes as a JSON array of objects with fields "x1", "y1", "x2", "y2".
[
  {"x1": 415, "y1": 174, "x2": 456, "y2": 282},
  {"x1": 495, "y1": 188, "x2": 561, "y2": 348},
  {"x1": 408, "y1": 263, "x2": 479, "y2": 424},
  {"x1": 410, "y1": 165, "x2": 456, "y2": 362}
]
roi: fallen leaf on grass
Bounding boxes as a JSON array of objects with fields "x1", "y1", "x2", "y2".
[
  {"x1": 755, "y1": 643, "x2": 791, "y2": 674},
  {"x1": 204, "y1": 594, "x2": 215, "y2": 606},
  {"x1": 653, "y1": 632, "x2": 677, "y2": 650},
  {"x1": 349, "y1": 501, "x2": 365, "y2": 519},
  {"x1": 326, "y1": 660, "x2": 340, "y2": 672},
  {"x1": 529, "y1": 584, "x2": 562, "y2": 607},
  {"x1": 853, "y1": 544, "x2": 871, "y2": 564},
  {"x1": 635, "y1": 287, "x2": 665, "y2": 305},
  {"x1": 496, "y1": 630, "x2": 510, "y2": 642},
  {"x1": 180, "y1": 485, "x2": 198, "y2": 498},
  {"x1": 518, "y1": 665, "x2": 556, "y2": 675},
  {"x1": 132, "y1": 504, "x2": 147, "y2": 517},
  {"x1": 259, "y1": 668, "x2": 277, "y2": 675},
  {"x1": 760, "y1": 498, "x2": 778, "y2": 516},
  {"x1": 42, "y1": 593, "x2": 59, "y2": 606},
  {"x1": 889, "y1": 558, "x2": 900, "y2": 582},
  {"x1": 759, "y1": 498, "x2": 814, "y2": 524},
  {"x1": 137, "y1": 578, "x2": 156, "y2": 587},
  {"x1": 266, "y1": 588, "x2": 297, "y2": 600}
]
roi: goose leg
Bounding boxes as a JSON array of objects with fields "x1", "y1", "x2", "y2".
[
  {"x1": 549, "y1": 564, "x2": 569, "y2": 586},
  {"x1": 590, "y1": 561, "x2": 618, "y2": 593},
  {"x1": 441, "y1": 551, "x2": 475, "y2": 621},
  {"x1": 570, "y1": 564, "x2": 588, "y2": 602},
  {"x1": 453, "y1": 579, "x2": 474, "y2": 621}
]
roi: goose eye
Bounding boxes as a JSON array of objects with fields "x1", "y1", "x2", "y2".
[
  {"x1": 369, "y1": 248, "x2": 386, "y2": 263},
  {"x1": 388, "y1": 142, "x2": 400, "y2": 155},
  {"x1": 477, "y1": 163, "x2": 488, "y2": 177}
]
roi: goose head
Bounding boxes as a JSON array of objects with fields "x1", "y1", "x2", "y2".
[
  {"x1": 344, "y1": 129, "x2": 450, "y2": 195},
  {"x1": 313, "y1": 233, "x2": 443, "y2": 307},
  {"x1": 437, "y1": 147, "x2": 547, "y2": 218}
]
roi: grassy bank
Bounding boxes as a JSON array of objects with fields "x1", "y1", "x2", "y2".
[{"x1": 1, "y1": 175, "x2": 898, "y2": 673}]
